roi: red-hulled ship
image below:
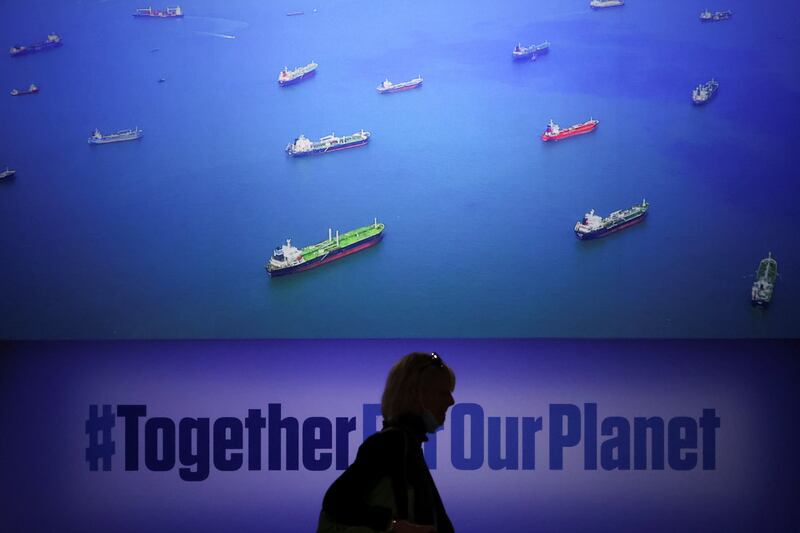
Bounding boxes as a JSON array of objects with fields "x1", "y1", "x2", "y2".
[{"x1": 541, "y1": 118, "x2": 599, "y2": 141}]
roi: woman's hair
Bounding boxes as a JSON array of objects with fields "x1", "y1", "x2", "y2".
[{"x1": 381, "y1": 352, "x2": 456, "y2": 420}]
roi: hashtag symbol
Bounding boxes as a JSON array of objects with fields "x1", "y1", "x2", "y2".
[{"x1": 85, "y1": 404, "x2": 116, "y2": 471}]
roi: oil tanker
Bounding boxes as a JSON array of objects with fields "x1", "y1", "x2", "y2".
[
  {"x1": 377, "y1": 76, "x2": 423, "y2": 93},
  {"x1": 541, "y1": 118, "x2": 598, "y2": 141},
  {"x1": 286, "y1": 130, "x2": 370, "y2": 157},
  {"x1": 751, "y1": 252, "x2": 778, "y2": 306},
  {"x1": 10, "y1": 34, "x2": 62, "y2": 57},
  {"x1": 266, "y1": 219, "x2": 385, "y2": 277},
  {"x1": 278, "y1": 62, "x2": 318, "y2": 86},
  {"x1": 574, "y1": 199, "x2": 649, "y2": 240}
]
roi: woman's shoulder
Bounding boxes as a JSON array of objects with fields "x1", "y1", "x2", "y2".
[{"x1": 357, "y1": 428, "x2": 407, "y2": 462}]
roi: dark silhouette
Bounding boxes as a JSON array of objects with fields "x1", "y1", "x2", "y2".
[{"x1": 317, "y1": 352, "x2": 456, "y2": 533}]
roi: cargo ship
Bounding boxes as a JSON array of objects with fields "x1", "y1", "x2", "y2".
[
  {"x1": 286, "y1": 130, "x2": 370, "y2": 157},
  {"x1": 278, "y1": 62, "x2": 318, "y2": 86},
  {"x1": 574, "y1": 199, "x2": 648, "y2": 240},
  {"x1": 541, "y1": 118, "x2": 598, "y2": 142},
  {"x1": 9, "y1": 34, "x2": 62, "y2": 57},
  {"x1": 0, "y1": 167, "x2": 16, "y2": 180},
  {"x1": 751, "y1": 252, "x2": 778, "y2": 306},
  {"x1": 133, "y1": 6, "x2": 183, "y2": 18},
  {"x1": 590, "y1": 0, "x2": 624, "y2": 8},
  {"x1": 377, "y1": 76, "x2": 423, "y2": 93},
  {"x1": 692, "y1": 79, "x2": 718, "y2": 104},
  {"x1": 266, "y1": 219, "x2": 385, "y2": 277},
  {"x1": 10, "y1": 84, "x2": 39, "y2": 96},
  {"x1": 88, "y1": 127, "x2": 143, "y2": 145},
  {"x1": 700, "y1": 10, "x2": 732, "y2": 21},
  {"x1": 512, "y1": 41, "x2": 550, "y2": 60}
]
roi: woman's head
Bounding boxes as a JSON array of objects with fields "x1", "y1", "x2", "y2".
[{"x1": 381, "y1": 352, "x2": 456, "y2": 427}]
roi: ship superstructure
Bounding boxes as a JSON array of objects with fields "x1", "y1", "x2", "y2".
[
  {"x1": 88, "y1": 128, "x2": 143, "y2": 145},
  {"x1": 286, "y1": 130, "x2": 370, "y2": 157},
  {"x1": 377, "y1": 76, "x2": 423, "y2": 93},
  {"x1": 692, "y1": 79, "x2": 719, "y2": 104},
  {"x1": 574, "y1": 199, "x2": 649, "y2": 240},
  {"x1": 267, "y1": 219, "x2": 385, "y2": 277},
  {"x1": 278, "y1": 62, "x2": 318, "y2": 86},
  {"x1": 9, "y1": 34, "x2": 62, "y2": 57},
  {"x1": 133, "y1": 6, "x2": 183, "y2": 18},
  {"x1": 541, "y1": 118, "x2": 599, "y2": 141},
  {"x1": 751, "y1": 253, "x2": 778, "y2": 306},
  {"x1": 512, "y1": 41, "x2": 550, "y2": 60}
]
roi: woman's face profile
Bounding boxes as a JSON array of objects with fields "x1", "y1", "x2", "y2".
[{"x1": 421, "y1": 370, "x2": 455, "y2": 426}]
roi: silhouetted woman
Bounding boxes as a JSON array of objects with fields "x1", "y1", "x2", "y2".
[{"x1": 317, "y1": 352, "x2": 456, "y2": 533}]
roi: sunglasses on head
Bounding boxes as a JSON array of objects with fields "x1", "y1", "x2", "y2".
[{"x1": 427, "y1": 352, "x2": 444, "y2": 368}]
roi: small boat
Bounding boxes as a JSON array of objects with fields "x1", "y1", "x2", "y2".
[
  {"x1": 158, "y1": 78, "x2": 166, "y2": 83},
  {"x1": 10, "y1": 83, "x2": 39, "y2": 96},
  {"x1": 0, "y1": 167, "x2": 16, "y2": 180},
  {"x1": 286, "y1": 11, "x2": 304, "y2": 16}
]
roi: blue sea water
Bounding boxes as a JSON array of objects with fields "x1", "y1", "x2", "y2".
[{"x1": 1, "y1": 0, "x2": 799, "y2": 339}]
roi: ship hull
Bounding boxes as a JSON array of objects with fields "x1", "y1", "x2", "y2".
[
  {"x1": 267, "y1": 233, "x2": 383, "y2": 277},
  {"x1": 378, "y1": 81, "x2": 422, "y2": 93},
  {"x1": 575, "y1": 212, "x2": 647, "y2": 240},
  {"x1": 279, "y1": 70, "x2": 316, "y2": 86},
  {"x1": 11, "y1": 90, "x2": 39, "y2": 96},
  {"x1": 542, "y1": 123, "x2": 597, "y2": 141},
  {"x1": 287, "y1": 138, "x2": 369, "y2": 157},
  {"x1": 513, "y1": 47, "x2": 548, "y2": 60},
  {"x1": 88, "y1": 135, "x2": 142, "y2": 145}
]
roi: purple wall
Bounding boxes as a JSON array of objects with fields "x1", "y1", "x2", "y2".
[{"x1": 1, "y1": 339, "x2": 798, "y2": 532}]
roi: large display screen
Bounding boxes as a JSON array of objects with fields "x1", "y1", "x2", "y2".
[{"x1": 1, "y1": 0, "x2": 798, "y2": 338}]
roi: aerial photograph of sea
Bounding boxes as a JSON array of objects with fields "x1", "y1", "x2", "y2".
[{"x1": 1, "y1": 0, "x2": 798, "y2": 338}]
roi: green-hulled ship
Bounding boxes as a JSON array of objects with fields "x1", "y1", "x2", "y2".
[
  {"x1": 267, "y1": 219, "x2": 384, "y2": 277},
  {"x1": 751, "y1": 252, "x2": 777, "y2": 306}
]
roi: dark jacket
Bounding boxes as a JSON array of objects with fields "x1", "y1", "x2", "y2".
[{"x1": 319, "y1": 414, "x2": 454, "y2": 533}]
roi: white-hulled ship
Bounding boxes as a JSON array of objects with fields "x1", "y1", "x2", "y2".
[
  {"x1": 590, "y1": 0, "x2": 624, "y2": 8},
  {"x1": 376, "y1": 76, "x2": 423, "y2": 93},
  {"x1": 692, "y1": 79, "x2": 719, "y2": 104},
  {"x1": 88, "y1": 127, "x2": 143, "y2": 145},
  {"x1": 700, "y1": 10, "x2": 732, "y2": 22},
  {"x1": 0, "y1": 167, "x2": 16, "y2": 180},
  {"x1": 286, "y1": 130, "x2": 370, "y2": 157},
  {"x1": 751, "y1": 253, "x2": 778, "y2": 306},
  {"x1": 133, "y1": 6, "x2": 183, "y2": 18}
]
